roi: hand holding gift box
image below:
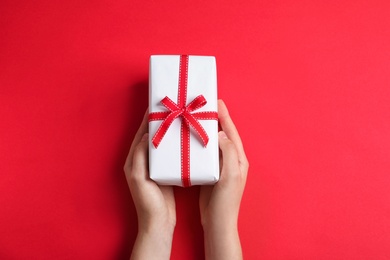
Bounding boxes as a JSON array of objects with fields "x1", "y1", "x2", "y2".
[
  {"x1": 125, "y1": 56, "x2": 248, "y2": 257},
  {"x1": 149, "y1": 55, "x2": 219, "y2": 187}
]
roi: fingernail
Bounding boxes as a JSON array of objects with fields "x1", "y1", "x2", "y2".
[
  {"x1": 218, "y1": 131, "x2": 228, "y2": 139},
  {"x1": 141, "y1": 133, "x2": 149, "y2": 141}
]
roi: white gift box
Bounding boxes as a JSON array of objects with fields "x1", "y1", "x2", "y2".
[{"x1": 149, "y1": 55, "x2": 219, "y2": 187}]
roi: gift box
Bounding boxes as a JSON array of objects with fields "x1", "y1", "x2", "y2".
[{"x1": 148, "y1": 55, "x2": 219, "y2": 187}]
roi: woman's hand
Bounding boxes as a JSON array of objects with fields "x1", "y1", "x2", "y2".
[
  {"x1": 199, "y1": 100, "x2": 249, "y2": 260},
  {"x1": 124, "y1": 110, "x2": 176, "y2": 260}
]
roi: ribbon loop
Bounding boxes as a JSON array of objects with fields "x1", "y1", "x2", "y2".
[
  {"x1": 161, "y1": 96, "x2": 180, "y2": 111},
  {"x1": 186, "y1": 95, "x2": 207, "y2": 112}
]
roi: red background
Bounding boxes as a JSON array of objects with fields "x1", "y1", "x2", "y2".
[{"x1": 1, "y1": 0, "x2": 390, "y2": 259}]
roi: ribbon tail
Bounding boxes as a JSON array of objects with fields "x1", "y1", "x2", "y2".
[
  {"x1": 182, "y1": 112, "x2": 209, "y2": 147},
  {"x1": 151, "y1": 110, "x2": 182, "y2": 148}
]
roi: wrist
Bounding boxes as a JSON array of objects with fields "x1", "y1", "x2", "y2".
[
  {"x1": 203, "y1": 224, "x2": 242, "y2": 260},
  {"x1": 203, "y1": 221, "x2": 239, "y2": 240},
  {"x1": 201, "y1": 212, "x2": 238, "y2": 234},
  {"x1": 131, "y1": 221, "x2": 175, "y2": 260},
  {"x1": 138, "y1": 217, "x2": 175, "y2": 238},
  {"x1": 137, "y1": 226, "x2": 174, "y2": 247}
]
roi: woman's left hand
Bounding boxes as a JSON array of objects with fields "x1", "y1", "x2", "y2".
[{"x1": 124, "y1": 110, "x2": 176, "y2": 260}]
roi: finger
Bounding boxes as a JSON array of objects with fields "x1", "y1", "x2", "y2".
[
  {"x1": 132, "y1": 109, "x2": 149, "y2": 147},
  {"x1": 131, "y1": 133, "x2": 149, "y2": 179},
  {"x1": 124, "y1": 109, "x2": 149, "y2": 169},
  {"x1": 218, "y1": 131, "x2": 240, "y2": 184},
  {"x1": 218, "y1": 100, "x2": 248, "y2": 165}
]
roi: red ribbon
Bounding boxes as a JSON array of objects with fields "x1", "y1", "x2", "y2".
[{"x1": 149, "y1": 55, "x2": 218, "y2": 187}]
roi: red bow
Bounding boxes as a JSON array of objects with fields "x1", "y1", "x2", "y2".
[{"x1": 149, "y1": 95, "x2": 217, "y2": 148}]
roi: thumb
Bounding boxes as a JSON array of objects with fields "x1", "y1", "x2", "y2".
[{"x1": 218, "y1": 131, "x2": 240, "y2": 183}]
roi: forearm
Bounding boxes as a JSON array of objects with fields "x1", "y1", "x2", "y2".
[
  {"x1": 203, "y1": 224, "x2": 243, "y2": 260},
  {"x1": 131, "y1": 224, "x2": 174, "y2": 260}
]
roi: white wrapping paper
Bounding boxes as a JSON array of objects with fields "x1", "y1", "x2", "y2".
[{"x1": 149, "y1": 55, "x2": 219, "y2": 186}]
